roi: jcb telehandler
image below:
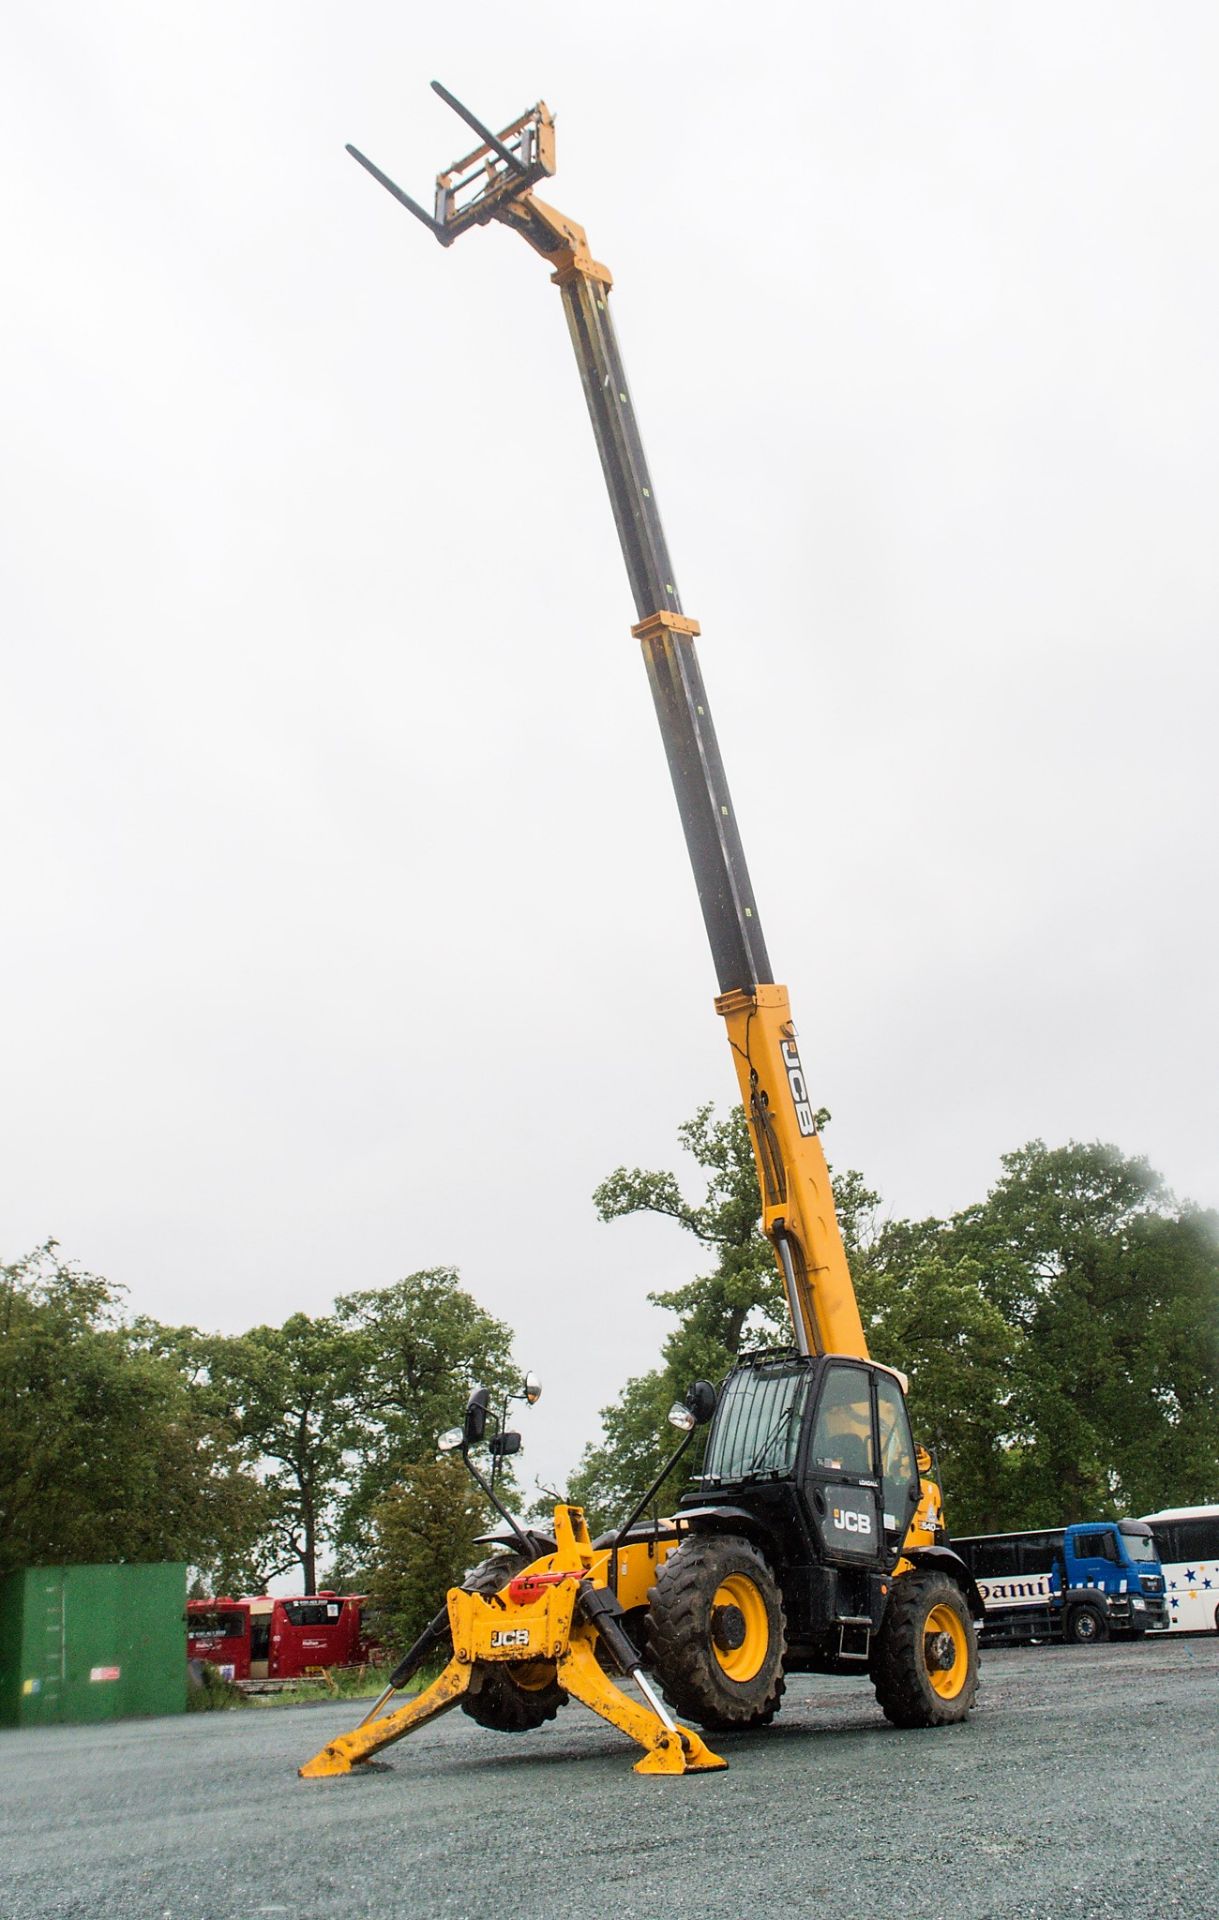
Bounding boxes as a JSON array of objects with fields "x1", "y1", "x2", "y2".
[{"x1": 303, "y1": 85, "x2": 982, "y2": 1782}]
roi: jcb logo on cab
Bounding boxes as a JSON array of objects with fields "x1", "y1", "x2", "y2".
[{"x1": 832, "y1": 1507, "x2": 872, "y2": 1536}]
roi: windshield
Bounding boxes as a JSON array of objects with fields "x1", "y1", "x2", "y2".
[
  {"x1": 190, "y1": 1611, "x2": 245, "y2": 1637},
  {"x1": 1120, "y1": 1530, "x2": 1159, "y2": 1564},
  {"x1": 703, "y1": 1363, "x2": 810, "y2": 1484}
]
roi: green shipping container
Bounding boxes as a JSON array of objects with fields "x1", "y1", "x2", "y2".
[{"x1": 0, "y1": 1563, "x2": 187, "y2": 1727}]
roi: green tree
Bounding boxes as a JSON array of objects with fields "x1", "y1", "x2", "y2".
[
  {"x1": 334, "y1": 1269, "x2": 517, "y2": 1568},
  {"x1": 940, "y1": 1141, "x2": 1219, "y2": 1523},
  {"x1": 568, "y1": 1113, "x2": 1219, "y2": 1542},
  {"x1": 851, "y1": 1140, "x2": 1219, "y2": 1531},
  {"x1": 366, "y1": 1456, "x2": 491, "y2": 1651},
  {"x1": 851, "y1": 1239, "x2": 1024, "y2": 1530},
  {"x1": 205, "y1": 1314, "x2": 362, "y2": 1593},
  {"x1": 0, "y1": 1244, "x2": 263, "y2": 1579},
  {"x1": 569, "y1": 1105, "x2": 788, "y2": 1530}
]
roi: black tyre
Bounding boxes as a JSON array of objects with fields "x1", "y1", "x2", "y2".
[
  {"x1": 870, "y1": 1571, "x2": 979, "y2": 1729},
  {"x1": 1065, "y1": 1603, "x2": 1108, "y2": 1646},
  {"x1": 458, "y1": 1554, "x2": 568, "y2": 1733},
  {"x1": 645, "y1": 1535, "x2": 787, "y2": 1732}
]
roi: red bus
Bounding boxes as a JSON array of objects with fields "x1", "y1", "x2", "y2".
[{"x1": 187, "y1": 1593, "x2": 379, "y2": 1682}]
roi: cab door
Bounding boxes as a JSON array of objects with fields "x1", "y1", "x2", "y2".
[
  {"x1": 801, "y1": 1361, "x2": 885, "y2": 1568},
  {"x1": 873, "y1": 1369, "x2": 921, "y2": 1566}
]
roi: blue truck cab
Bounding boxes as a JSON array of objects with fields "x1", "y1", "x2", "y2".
[{"x1": 950, "y1": 1519, "x2": 1169, "y2": 1646}]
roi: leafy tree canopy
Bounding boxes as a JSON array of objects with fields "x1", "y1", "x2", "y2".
[
  {"x1": 0, "y1": 1243, "x2": 263, "y2": 1580},
  {"x1": 366, "y1": 1456, "x2": 491, "y2": 1652},
  {"x1": 333, "y1": 1268, "x2": 517, "y2": 1569},
  {"x1": 570, "y1": 1115, "x2": 1219, "y2": 1538}
]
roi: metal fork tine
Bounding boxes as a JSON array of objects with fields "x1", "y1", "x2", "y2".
[
  {"x1": 345, "y1": 144, "x2": 450, "y2": 243},
  {"x1": 430, "y1": 80, "x2": 529, "y2": 177}
]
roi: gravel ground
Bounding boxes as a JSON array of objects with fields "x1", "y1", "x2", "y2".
[{"x1": 3, "y1": 1636, "x2": 1216, "y2": 1920}]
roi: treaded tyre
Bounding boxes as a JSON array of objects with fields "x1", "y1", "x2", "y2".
[
  {"x1": 458, "y1": 1554, "x2": 568, "y2": 1733},
  {"x1": 870, "y1": 1571, "x2": 979, "y2": 1728},
  {"x1": 645, "y1": 1535, "x2": 787, "y2": 1732},
  {"x1": 1065, "y1": 1603, "x2": 1108, "y2": 1645}
]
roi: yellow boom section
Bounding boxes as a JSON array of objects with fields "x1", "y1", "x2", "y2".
[{"x1": 717, "y1": 986, "x2": 869, "y2": 1360}]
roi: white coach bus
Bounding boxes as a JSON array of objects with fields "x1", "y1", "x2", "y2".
[{"x1": 1139, "y1": 1506, "x2": 1219, "y2": 1633}]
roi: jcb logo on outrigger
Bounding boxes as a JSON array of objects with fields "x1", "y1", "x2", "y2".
[{"x1": 490, "y1": 1628, "x2": 531, "y2": 1648}]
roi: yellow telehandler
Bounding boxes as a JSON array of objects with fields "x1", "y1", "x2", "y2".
[{"x1": 302, "y1": 85, "x2": 982, "y2": 1782}]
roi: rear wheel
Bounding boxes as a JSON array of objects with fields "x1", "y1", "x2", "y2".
[
  {"x1": 458, "y1": 1554, "x2": 567, "y2": 1733},
  {"x1": 1065, "y1": 1604, "x2": 1108, "y2": 1645},
  {"x1": 870, "y1": 1571, "x2": 978, "y2": 1728},
  {"x1": 645, "y1": 1535, "x2": 787, "y2": 1731}
]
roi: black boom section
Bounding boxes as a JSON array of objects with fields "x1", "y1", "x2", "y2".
[
  {"x1": 344, "y1": 88, "x2": 773, "y2": 997},
  {"x1": 558, "y1": 272, "x2": 773, "y2": 996}
]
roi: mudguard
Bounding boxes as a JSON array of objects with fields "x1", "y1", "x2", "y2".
[{"x1": 902, "y1": 1545, "x2": 986, "y2": 1621}]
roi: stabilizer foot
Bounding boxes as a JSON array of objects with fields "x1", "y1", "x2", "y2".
[
  {"x1": 299, "y1": 1658, "x2": 470, "y2": 1777},
  {"x1": 558, "y1": 1638, "x2": 726, "y2": 1775}
]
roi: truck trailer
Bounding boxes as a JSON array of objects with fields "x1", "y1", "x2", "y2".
[{"x1": 950, "y1": 1521, "x2": 1167, "y2": 1645}]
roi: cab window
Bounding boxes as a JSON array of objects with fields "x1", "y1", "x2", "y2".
[
  {"x1": 875, "y1": 1372, "x2": 918, "y2": 1533},
  {"x1": 808, "y1": 1365, "x2": 874, "y2": 1476}
]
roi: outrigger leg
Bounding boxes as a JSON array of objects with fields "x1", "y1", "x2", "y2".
[
  {"x1": 299, "y1": 1656, "x2": 471, "y2": 1777},
  {"x1": 299, "y1": 1562, "x2": 725, "y2": 1779},
  {"x1": 556, "y1": 1636, "x2": 724, "y2": 1776}
]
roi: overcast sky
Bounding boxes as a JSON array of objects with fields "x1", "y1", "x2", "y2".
[{"x1": 3, "y1": 3, "x2": 1217, "y2": 1518}]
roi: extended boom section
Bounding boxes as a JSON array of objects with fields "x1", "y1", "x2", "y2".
[{"x1": 349, "y1": 85, "x2": 866, "y2": 1363}]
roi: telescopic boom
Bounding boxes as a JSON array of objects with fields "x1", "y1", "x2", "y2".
[{"x1": 350, "y1": 87, "x2": 868, "y2": 1362}]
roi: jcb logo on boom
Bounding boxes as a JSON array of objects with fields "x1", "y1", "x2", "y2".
[
  {"x1": 832, "y1": 1508, "x2": 872, "y2": 1537},
  {"x1": 780, "y1": 1038, "x2": 818, "y2": 1137},
  {"x1": 489, "y1": 1628, "x2": 531, "y2": 1648}
]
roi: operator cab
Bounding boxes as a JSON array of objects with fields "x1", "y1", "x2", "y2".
[{"x1": 689, "y1": 1351, "x2": 922, "y2": 1573}]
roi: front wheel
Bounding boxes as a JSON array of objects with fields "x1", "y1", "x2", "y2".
[
  {"x1": 458, "y1": 1554, "x2": 568, "y2": 1733},
  {"x1": 870, "y1": 1571, "x2": 979, "y2": 1728},
  {"x1": 645, "y1": 1535, "x2": 787, "y2": 1732},
  {"x1": 1065, "y1": 1604, "x2": 1108, "y2": 1645}
]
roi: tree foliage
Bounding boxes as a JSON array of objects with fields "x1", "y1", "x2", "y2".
[
  {"x1": 0, "y1": 1245, "x2": 520, "y2": 1612},
  {"x1": 568, "y1": 1106, "x2": 782, "y2": 1531},
  {"x1": 571, "y1": 1112, "x2": 1219, "y2": 1538},
  {"x1": 365, "y1": 1456, "x2": 491, "y2": 1652},
  {"x1": 334, "y1": 1268, "x2": 516, "y2": 1569},
  {"x1": 203, "y1": 1314, "x2": 362, "y2": 1594},
  {"x1": 0, "y1": 1244, "x2": 263, "y2": 1580}
]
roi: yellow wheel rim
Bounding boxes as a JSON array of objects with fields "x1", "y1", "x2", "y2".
[
  {"x1": 924, "y1": 1603, "x2": 968, "y2": 1699},
  {"x1": 510, "y1": 1659, "x2": 559, "y2": 1693},
  {"x1": 710, "y1": 1574, "x2": 770, "y2": 1683}
]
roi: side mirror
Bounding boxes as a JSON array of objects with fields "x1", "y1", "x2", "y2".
[
  {"x1": 489, "y1": 1431, "x2": 522, "y2": 1458},
  {"x1": 524, "y1": 1372, "x2": 542, "y2": 1405},
  {"x1": 684, "y1": 1380, "x2": 718, "y2": 1426},
  {"x1": 464, "y1": 1386, "x2": 491, "y2": 1446}
]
